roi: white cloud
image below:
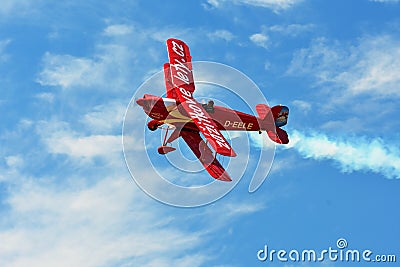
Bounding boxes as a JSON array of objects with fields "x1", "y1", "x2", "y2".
[
  {"x1": 342, "y1": 36, "x2": 400, "y2": 96},
  {"x1": 34, "y1": 92, "x2": 54, "y2": 103},
  {"x1": 35, "y1": 23, "x2": 197, "y2": 92},
  {"x1": 3, "y1": 23, "x2": 268, "y2": 267},
  {"x1": 287, "y1": 130, "x2": 400, "y2": 179},
  {"x1": 49, "y1": 134, "x2": 122, "y2": 158},
  {"x1": 370, "y1": 0, "x2": 400, "y2": 2},
  {"x1": 206, "y1": 0, "x2": 302, "y2": 12},
  {"x1": 103, "y1": 24, "x2": 133, "y2": 36},
  {"x1": 81, "y1": 101, "x2": 127, "y2": 133},
  {"x1": 0, "y1": 0, "x2": 37, "y2": 16},
  {"x1": 0, "y1": 127, "x2": 262, "y2": 267},
  {"x1": 320, "y1": 118, "x2": 364, "y2": 132},
  {"x1": 4, "y1": 155, "x2": 23, "y2": 169},
  {"x1": 237, "y1": 0, "x2": 301, "y2": 9},
  {"x1": 248, "y1": 24, "x2": 314, "y2": 50},
  {"x1": 208, "y1": 30, "x2": 236, "y2": 42},
  {"x1": 37, "y1": 53, "x2": 98, "y2": 89},
  {"x1": 250, "y1": 33, "x2": 269, "y2": 48},
  {"x1": 36, "y1": 120, "x2": 117, "y2": 161},
  {"x1": 288, "y1": 35, "x2": 400, "y2": 99},
  {"x1": 0, "y1": 173, "x2": 206, "y2": 267},
  {"x1": 268, "y1": 23, "x2": 314, "y2": 36},
  {"x1": 0, "y1": 39, "x2": 11, "y2": 62},
  {"x1": 206, "y1": 0, "x2": 221, "y2": 8},
  {"x1": 36, "y1": 44, "x2": 133, "y2": 91},
  {"x1": 291, "y1": 100, "x2": 311, "y2": 113},
  {"x1": 0, "y1": 111, "x2": 265, "y2": 266}
]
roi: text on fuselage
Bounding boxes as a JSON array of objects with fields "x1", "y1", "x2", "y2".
[{"x1": 224, "y1": 120, "x2": 253, "y2": 130}]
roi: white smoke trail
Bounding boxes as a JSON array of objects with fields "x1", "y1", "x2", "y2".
[{"x1": 286, "y1": 130, "x2": 400, "y2": 179}]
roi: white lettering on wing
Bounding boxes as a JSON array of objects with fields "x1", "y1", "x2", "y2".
[
  {"x1": 172, "y1": 40, "x2": 184, "y2": 57},
  {"x1": 173, "y1": 58, "x2": 190, "y2": 74},
  {"x1": 169, "y1": 40, "x2": 231, "y2": 153}
]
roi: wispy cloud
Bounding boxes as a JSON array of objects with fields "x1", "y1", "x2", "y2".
[
  {"x1": 4, "y1": 155, "x2": 23, "y2": 169},
  {"x1": 0, "y1": 39, "x2": 11, "y2": 62},
  {"x1": 34, "y1": 92, "x2": 55, "y2": 103},
  {"x1": 370, "y1": 0, "x2": 400, "y2": 3},
  {"x1": 208, "y1": 30, "x2": 236, "y2": 42},
  {"x1": 0, "y1": 171, "x2": 207, "y2": 267},
  {"x1": 291, "y1": 99, "x2": 311, "y2": 113},
  {"x1": 206, "y1": 0, "x2": 302, "y2": 12},
  {"x1": 0, "y1": 121, "x2": 263, "y2": 267},
  {"x1": 22, "y1": 25, "x2": 269, "y2": 263},
  {"x1": 36, "y1": 22, "x2": 209, "y2": 93},
  {"x1": 36, "y1": 45, "x2": 132, "y2": 91},
  {"x1": 287, "y1": 130, "x2": 400, "y2": 179},
  {"x1": 81, "y1": 101, "x2": 127, "y2": 134},
  {"x1": 249, "y1": 23, "x2": 313, "y2": 49},
  {"x1": 103, "y1": 24, "x2": 133, "y2": 36},
  {"x1": 48, "y1": 133, "x2": 122, "y2": 159},
  {"x1": 0, "y1": 0, "x2": 37, "y2": 16},
  {"x1": 268, "y1": 23, "x2": 314, "y2": 36},
  {"x1": 36, "y1": 115, "x2": 131, "y2": 164},
  {"x1": 0, "y1": 105, "x2": 264, "y2": 267},
  {"x1": 288, "y1": 35, "x2": 400, "y2": 99},
  {"x1": 249, "y1": 33, "x2": 269, "y2": 48}
]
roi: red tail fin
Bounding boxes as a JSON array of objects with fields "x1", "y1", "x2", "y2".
[
  {"x1": 256, "y1": 104, "x2": 289, "y2": 144},
  {"x1": 271, "y1": 105, "x2": 289, "y2": 127}
]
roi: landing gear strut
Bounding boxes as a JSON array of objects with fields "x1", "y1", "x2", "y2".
[{"x1": 157, "y1": 126, "x2": 178, "y2": 155}]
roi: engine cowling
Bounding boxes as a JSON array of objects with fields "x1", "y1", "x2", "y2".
[{"x1": 147, "y1": 120, "x2": 163, "y2": 131}]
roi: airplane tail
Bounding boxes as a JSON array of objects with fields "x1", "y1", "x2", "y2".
[{"x1": 256, "y1": 104, "x2": 289, "y2": 144}]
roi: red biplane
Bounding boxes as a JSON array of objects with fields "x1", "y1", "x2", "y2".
[{"x1": 136, "y1": 38, "x2": 289, "y2": 182}]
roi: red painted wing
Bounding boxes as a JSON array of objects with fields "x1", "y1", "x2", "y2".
[
  {"x1": 166, "y1": 38, "x2": 236, "y2": 157},
  {"x1": 180, "y1": 130, "x2": 232, "y2": 182},
  {"x1": 166, "y1": 38, "x2": 194, "y2": 94},
  {"x1": 163, "y1": 63, "x2": 177, "y2": 99}
]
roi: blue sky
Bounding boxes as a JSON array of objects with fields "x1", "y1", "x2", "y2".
[{"x1": 1, "y1": 0, "x2": 399, "y2": 266}]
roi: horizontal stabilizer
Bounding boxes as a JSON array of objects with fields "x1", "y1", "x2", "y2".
[{"x1": 267, "y1": 127, "x2": 289, "y2": 144}]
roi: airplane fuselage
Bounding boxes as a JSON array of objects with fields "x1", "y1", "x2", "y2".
[{"x1": 136, "y1": 94, "x2": 274, "y2": 132}]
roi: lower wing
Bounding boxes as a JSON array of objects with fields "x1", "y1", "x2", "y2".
[{"x1": 180, "y1": 130, "x2": 232, "y2": 182}]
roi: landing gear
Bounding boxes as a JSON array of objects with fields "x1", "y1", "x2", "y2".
[
  {"x1": 157, "y1": 126, "x2": 179, "y2": 155},
  {"x1": 158, "y1": 146, "x2": 176, "y2": 154},
  {"x1": 147, "y1": 120, "x2": 179, "y2": 155}
]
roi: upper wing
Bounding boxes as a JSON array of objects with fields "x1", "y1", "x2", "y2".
[
  {"x1": 180, "y1": 130, "x2": 232, "y2": 182},
  {"x1": 166, "y1": 38, "x2": 194, "y2": 95},
  {"x1": 166, "y1": 38, "x2": 236, "y2": 157},
  {"x1": 163, "y1": 63, "x2": 178, "y2": 99}
]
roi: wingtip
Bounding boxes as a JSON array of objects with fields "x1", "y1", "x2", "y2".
[
  {"x1": 206, "y1": 165, "x2": 232, "y2": 182},
  {"x1": 218, "y1": 149, "x2": 237, "y2": 157},
  {"x1": 217, "y1": 173, "x2": 232, "y2": 182},
  {"x1": 211, "y1": 170, "x2": 232, "y2": 182}
]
